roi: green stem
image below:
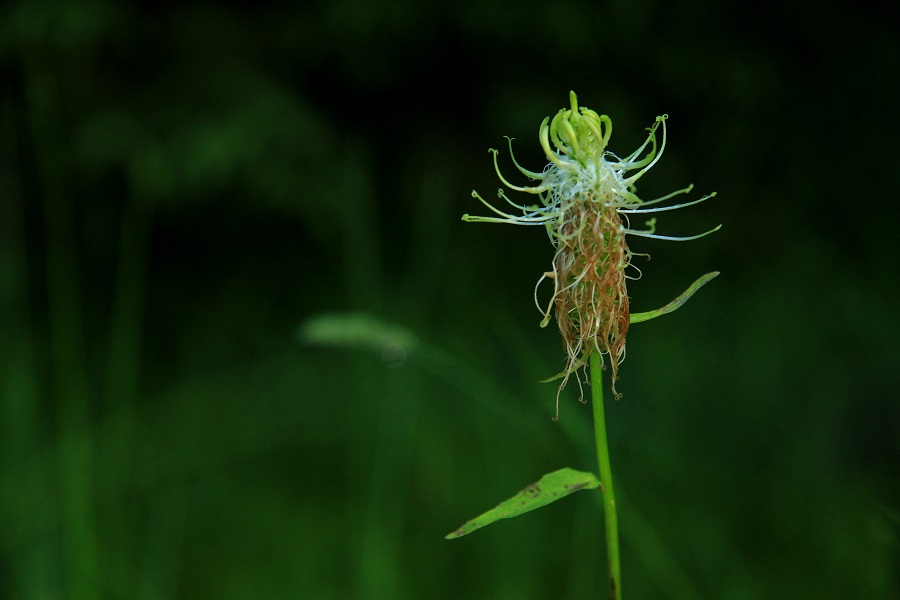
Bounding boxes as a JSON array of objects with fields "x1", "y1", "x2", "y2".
[{"x1": 590, "y1": 351, "x2": 621, "y2": 600}]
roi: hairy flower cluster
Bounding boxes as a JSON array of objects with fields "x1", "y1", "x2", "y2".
[{"x1": 464, "y1": 91, "x2": 718, "y2": 410}]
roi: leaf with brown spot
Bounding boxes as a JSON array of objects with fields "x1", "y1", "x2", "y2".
[{"x1": 445, "y1": 468, "x2": 601, "y2": 539}]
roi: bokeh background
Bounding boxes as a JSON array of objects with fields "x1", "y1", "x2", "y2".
[{"x1": 2, "y1": 0, "x2": 898, "y2": 598}]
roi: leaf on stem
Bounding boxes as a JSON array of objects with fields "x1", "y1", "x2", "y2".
[
  {"x1": 630, "y1": 271, "x2": 719, "y2": 324},
  {"x1": 445, "y1": 468, "x2": 601, "y2": 539}
]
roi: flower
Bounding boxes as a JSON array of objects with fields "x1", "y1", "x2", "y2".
[{"x1": 464, "y1": 91, "x2": 719, "y2": 412}]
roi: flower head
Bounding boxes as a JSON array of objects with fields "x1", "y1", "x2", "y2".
[{"x1": 464, "y1": 91, "x2": 719, "y2": 412}]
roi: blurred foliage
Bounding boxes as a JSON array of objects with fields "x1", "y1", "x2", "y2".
[{"x1": 1, "y1": 0, "x2": 898, "y2": 598}]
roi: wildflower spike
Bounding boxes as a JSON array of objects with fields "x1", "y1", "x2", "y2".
[{"x1": 465, "y1": 92, "x2": 719, "y2": 410}]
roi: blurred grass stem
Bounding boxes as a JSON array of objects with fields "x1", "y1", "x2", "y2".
[{"x1": 23, "y1": 43, "x2": 99, "y2": 599}]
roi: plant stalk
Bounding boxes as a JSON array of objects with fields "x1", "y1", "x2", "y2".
[{"x1": 590, "y1": 351, "x2": 621, "y2": 600}]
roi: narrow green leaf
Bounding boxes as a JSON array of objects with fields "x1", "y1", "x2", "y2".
[
  {"x1": 630, "y1": 271, "x2": 719, "y2": 324},
  {"x1": 445, "y1": 468, "x2": 601, "y2": 539},
  {"x1": 537, "y1": 358, "x2": 585, "y2": 384}
]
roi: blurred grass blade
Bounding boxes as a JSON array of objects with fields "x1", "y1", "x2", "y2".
[
  {"x1": 299, "y1": 313, "x2": 418, "y2": 365},
  {"x1": 445, "y1": 468, "x2": 600, "y2": 539},
  {"x1": 630, "y1": 271, "x2": 719, "y2": 324}
]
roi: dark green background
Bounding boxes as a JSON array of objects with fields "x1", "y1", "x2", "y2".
[{"x1": 2, "y1": 0, "x2": 898, "y2": 598}]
